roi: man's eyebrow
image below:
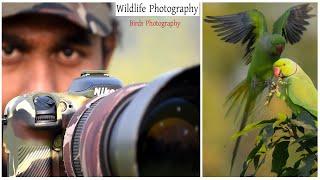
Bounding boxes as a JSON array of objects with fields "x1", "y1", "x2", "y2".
[
  {"x1": 60, "y1": 31, "x2": 92, "y2": 46},
  {"x1": 2, "y1": 33, "x2": 29, "y2": 51}
]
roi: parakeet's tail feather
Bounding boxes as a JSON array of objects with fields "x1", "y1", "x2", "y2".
[
  {"x1": 230, "y1": 90, "x2": 257, "y2": 175},
  {"x1": 225, "y1": 79, "x2": 248, "y2": 104},
  {"x1": 225, "y1": 90, "x2": 248, "y2": 121},
  {"x1": 232, "y1": 90, "x2": 250, "y2": 123},
  {"x1": 225, "y1": 79, "x2": 265, "y2": 174},
  {"x1": 224, "y1": 79, "x2": 249, "y2": 119}
]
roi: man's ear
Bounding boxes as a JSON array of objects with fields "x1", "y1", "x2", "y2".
[{"x1": 102, "y1": 33, "x2": 117, "y2": 68}]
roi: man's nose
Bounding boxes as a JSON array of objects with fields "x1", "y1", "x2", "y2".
[{"x1": 25, "y1": 55, "x2": 57, "y2": 92}]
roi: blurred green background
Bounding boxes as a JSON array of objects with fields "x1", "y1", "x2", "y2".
[
  {"x1": 109, "y1": 16, "x2": 200, "y2": 84},
  {"x1": 203, "y1": 3, "x2": 317, "y2": 176}
]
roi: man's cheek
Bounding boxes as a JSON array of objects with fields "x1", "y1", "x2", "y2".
[
  {"x1": 2, "y1": 81, "x2": 18, "y2": 112},
  {"x1": 55, "y1": 69, "x2": 83, "y2": 91},
  {"x1": 2, "y1": 71, "x2": 26, "y2": 110}
]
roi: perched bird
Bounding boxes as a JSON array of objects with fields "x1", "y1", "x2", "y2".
[
  {"x1": 204, "y1": 3, "x2": 315, "y2": 173},
  {"x1": 273, "y1": 58, "x2": 317, "y2": 119}
]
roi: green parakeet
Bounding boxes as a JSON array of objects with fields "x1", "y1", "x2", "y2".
[
  {"x1": 273, "y1": 58, "x2": 317, "y2": 118},
  {"x1": 204, "y1": 4, "x2": 314, "y2": 172}
]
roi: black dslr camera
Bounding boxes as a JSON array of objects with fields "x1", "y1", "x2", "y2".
[{"x1": 3, "y1": 65, "x2": 200, "y2": 177}]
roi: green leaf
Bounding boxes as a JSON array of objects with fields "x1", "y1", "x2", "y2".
[
  {"x1": 310, "y1": 168, "x2": 317, "y2": 176},
  {"x1": 294, "y1": 158, "x2": 302, "y2": 169},
  {"x1": 294, "y1": 134, "x2": 317, "y2": 144},
  {"x1": 232, "y1": 119, "x2": 276, "y2": 140},
  {"x1": 291, "y1": 119, "x2": 316, "y2": 133},
  {"x1": 298, "y1": 154, "x2": 316, "y2": 176},
  {"x1": 238, "y1": 113, "x2": 317, "y2": 177},
  {"x1": 269, "y1": 135, "x2": 290, "y2": 149},
  {"x1": 297, "y1": 126, "x2": 304, "y2": 134},
  {"x1": 253, "y1": 155, "x2": 260, "y2": 169},
  {"x1": 272, "y1": 141, "x2": 290, "y2": 175},
  {"x1": 297, "y1": 111, "x2": 317, "y2": 129},
  {"x1": 295, "y1": 134, "x2": 317, "y2": 152},
  {"x1": 253, "y1": 155, "x2": 266, "y2": 176},
  {"x1": 273, "y1": 113, "x2": 288, "y2": 128},
  {"x1": 280, "y1": 167, "x2": 299, "y2": 177},
  {"x1": 240, "y1": 141, "x2": 263, "y2": 176},
  {"x1": 260, "y1": 124, "x2": 274, "y2": 144}
]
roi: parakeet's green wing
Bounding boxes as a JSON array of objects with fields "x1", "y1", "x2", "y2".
[
  {"x1": 272, "y1": 3, "x2": 315, "y2": 44},
  {"x1": 204, "y1": 9, "x2": 267, "y2": 64},
  {"x1": 287, "y1": 74, "x2": 317, "y2": 117}
]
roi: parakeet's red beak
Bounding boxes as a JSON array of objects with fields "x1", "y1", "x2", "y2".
[
  {"x1": 275, "y1": 44, "x2": 284, "y2": 55},
  {"x1": 273, "y1": 67, "x2": 281, "y2": 78}
]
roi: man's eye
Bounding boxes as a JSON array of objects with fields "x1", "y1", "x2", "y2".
[
  {"x1": 3, "y1": 45, "x2": 16, "y2": 55},
  {"x1": 59, "y1": 48, "x2": 79, "y2": 59},
  {"x1": 3, "y1": 45, "x2": 13, "y2": 54},
  {"x1": 57, "y1": 47, "x2": 82, "y2": 65},
  {"x1": 63, "y1": 48, "x2": 74, "y2": 57},
  {"x1": 2, "y1": 44, "x2": 21, "y2": 61}
]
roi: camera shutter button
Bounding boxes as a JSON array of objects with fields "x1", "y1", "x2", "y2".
[{"x1": 34, "y1": 96, "x2": 55, "y2": 109}]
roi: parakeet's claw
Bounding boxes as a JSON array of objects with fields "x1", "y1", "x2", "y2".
[
  {"x1": 279, "y1": 80, "x2": 287, "y2": 85},
  {"x1": 264, "y1": 79, "x2": 273, "y2": 87},
  {"x1": 251, "y1": 77, "x2": 257, "y2": 88},
  {"x1": 264, "y1": 77, "x2": 282, "y2": 105},
  {"x1": 265, "y1": 89, "x2": 275, "y2": 106},
  {"x1": 251, "y1": 76, "x2": 266, "y2": 88}
]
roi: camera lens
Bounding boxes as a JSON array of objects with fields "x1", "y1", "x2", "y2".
[
  {"x1": 108, "y1": 65, "x2": 199, "y2": 176},
  {"x1": 138, "y1": 98, "x2": 199, "y2": 176},
  {"x1": 63, "y1": 84, "x2": 146, "y2": 176},
  {"x1": 63, "y1": 65, "x2": 199, "y2": 177}
]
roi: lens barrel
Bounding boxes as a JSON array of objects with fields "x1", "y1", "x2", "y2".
[
  {"x1": 63, "y1": 65, "x2": 200, "y2": 176},
  {"x1": 63, "y1": 84, "x2": 145, "y2": 176}
]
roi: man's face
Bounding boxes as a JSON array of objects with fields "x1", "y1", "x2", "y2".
[{"x1": 2, "y1": 14, "x2": 108, "y2": 111}]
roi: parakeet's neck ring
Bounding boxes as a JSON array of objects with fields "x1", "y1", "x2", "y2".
[{"x1": 286, "y1": 63, "x2": 298, "y2": 77}]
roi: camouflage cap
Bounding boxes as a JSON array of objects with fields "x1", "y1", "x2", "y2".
[{"x1": 2, "y1": 3, "x2": 114, "y2": 37}]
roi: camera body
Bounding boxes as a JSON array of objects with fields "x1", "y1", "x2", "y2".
[
  {"x1": 3, "y1": 66, "x2": 200, "y2": 177},
  {"x1": 3, "y1": 71, "x2": 123, "y2": 176}
]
